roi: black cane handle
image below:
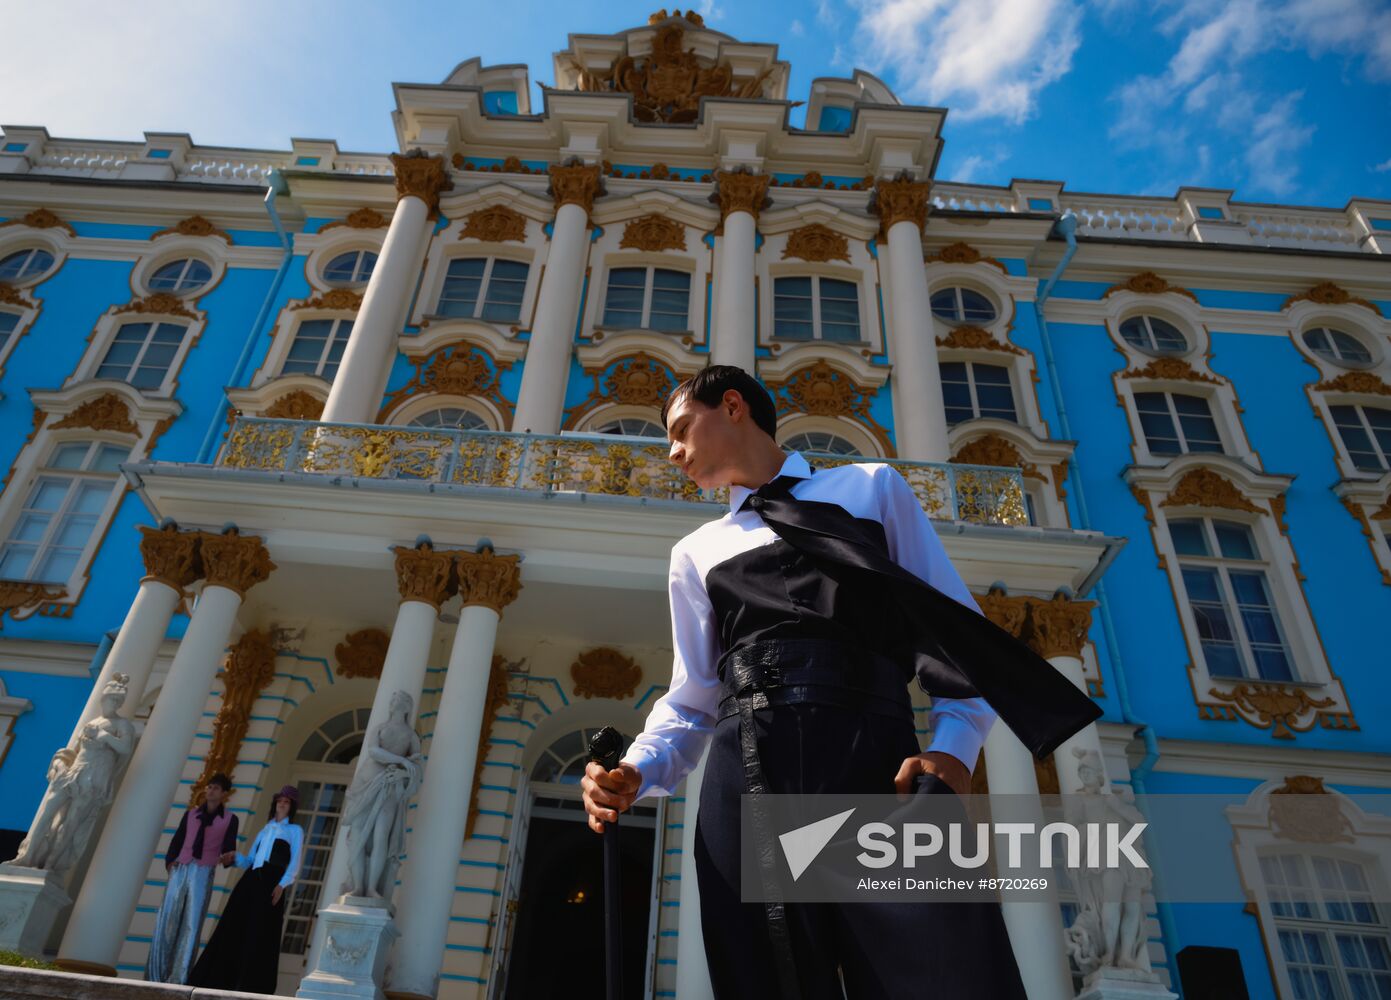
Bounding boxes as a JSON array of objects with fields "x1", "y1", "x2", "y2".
[{"x1": 587, "y1": 725, "x2": 624, "y2": 772}]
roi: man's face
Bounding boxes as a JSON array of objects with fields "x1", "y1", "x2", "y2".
[
  {"x1": 666, "y1": 391, "x2": 740, "y2": 489},
  {"x1": 204, "y1": 783, "x2": 226, "y2": 809}
]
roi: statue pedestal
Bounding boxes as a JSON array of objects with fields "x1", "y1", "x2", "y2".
[
  {"x1": 1077, "y1": 967, "x2": 1179, "y2": 1000},
  {"x1": 0, "y1": 863, "x2": 71, "y2": 955},
  {"x1": 296, "y1": 896, "x2": 398, "y2": 1000}
]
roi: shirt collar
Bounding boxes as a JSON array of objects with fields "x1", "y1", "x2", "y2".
[
  {"x1": 728, "y1": 452, "x2": 811, "y2": 513},
  {"x1": 197, "y1": 802, "x2": 225, "y2": 821}
]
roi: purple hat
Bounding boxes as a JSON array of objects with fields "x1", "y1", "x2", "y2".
[{"x1": 274, "y1": 785, "x2": 299, "y2": 803}]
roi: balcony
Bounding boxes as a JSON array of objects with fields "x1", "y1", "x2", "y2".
[{"x1": 216, "y1": 417, "x2": 1029, "y2": 525}]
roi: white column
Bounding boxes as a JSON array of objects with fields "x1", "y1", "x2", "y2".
[
  {"x1": 301, "y1": 544, "x2": 451, "y2": 979},
  {"x1": 58, "y1": 530, "x2": 273, "y2": 975},
  {"x1": 321, "y1": 152, "x2": 450, "y2": 425},
  {"x1": 877, "y1": 178, "x2": 951, "y2": 462},
  {"x1": 708, "y1": 171, "x2": 768, "y2": 374},
  {"x1": 511, "y1": 162, "x2": 601, "y2": 435},
  {"x1": 388, "y1": 548, "x2": 522, "y2": 999},
  {"x1": 674, "y1": 748, "x2": 714, "y2": 999},
  {"x1": 1026, "y1": 594, "x2": 1105, "y2": 796}
]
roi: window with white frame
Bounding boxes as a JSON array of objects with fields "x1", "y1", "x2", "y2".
[
  {"x1": 1135, "y1": 392, "x2": 1223, "y2": 455},
  {"x1": 1120, "y1": 315, "x2": 1189, "y2": 356},
  {"x1": 1304, "y1": 328, "x2": 1373, "y2": 368},
  {"x1": 773, "y1": 276, "x2": 861, "y2": 342},
  {"x1": 281, "y1": 318, "x2": 353, "y2": 380},
  {"x1": 1260, "y1": 853, "x2": 1390, "y2": 1000},
  {"x1": 0, "y1": 440, "x2": 130, "y2": 584},
  {"x1": 0, "y1": 248, "x2": 55, "y2": 282},
  {"x1": 0, "y1": 311, "x2": 19, "y2": 357},
  {"x1": 1330, "y1": 405, "x2": 1391, "y2": 471},
  {"x1": 783, "y1": 431, "x2": 861, "y2": 456},
  {"x1": 942, "y1": 362, "x2": 1016, "y2": 424},
  {"x1": 602, "y1": 267, "x2": 691, "y2": 332},
  {"x1": 148, "y1": 258, "x2": 212, "y2": 294},
  {"x1": 930, "y1": 286, "x2": 996, "y2": 325},
  {"x1": 595, "y1": 417, "x2": 664, "y2": 438},
  {"x1": 1169, "y1": 517, "x2": 1294, "y2": 681},
  {"x1": 323, "y1": 250, "x2": 377, "y2": 288},
  {"x1": 95, "y1": 321, "x2": 188, "y2": 391},
  {"x1": 408, "y1": 407, "x2": 488, "y2": 431},
  {"x1": 435, "y1": 257, "x2": 529, "y2": 322}
]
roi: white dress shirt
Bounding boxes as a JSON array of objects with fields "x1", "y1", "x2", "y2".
[
  {"x1": 235, "y1": 817, "x2": 303, "y2": 889},
  {"x1": 621, "y1": 451, "x2": 998, "y2": 800}
]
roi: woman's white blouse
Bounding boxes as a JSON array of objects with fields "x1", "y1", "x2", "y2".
[{"x1": 235, "y1": 817, "x2": 303, "y2": 889}]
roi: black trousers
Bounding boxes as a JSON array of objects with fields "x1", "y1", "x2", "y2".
[{"x1": 694, "y1": 702, "x2": 1028, "y2": 999}]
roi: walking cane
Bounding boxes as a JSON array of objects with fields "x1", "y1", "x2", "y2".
[{"x1": 588, "y1": 726, "x2": 624, "y2": 1000}]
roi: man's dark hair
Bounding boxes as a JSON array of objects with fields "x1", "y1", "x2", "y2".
[
  {"x1": 661, "y1": 365, "x2": 777, "y2": 438},
  {"x1": 206, "y1": 773, "x2": 233, "y2": 792}
]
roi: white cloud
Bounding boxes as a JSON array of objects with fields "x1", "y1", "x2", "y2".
[
  {"x1": 945, "y1": 147, "x2": 1009, "y2": 183},
  {"x1": 1370, "y1": 157, "x2": 1391, "y2": 173},
  {"x1": 698, "y1": 0, "x2": 725, "y2": 22},
  {"x1": 1243, "y1": 92, "x2": 1315, "y2": 196},
  {"x1": 847, "y1": 0, "x2": 1083, "y2": 122},
  {"x1": 790, "y1": 18, "x2": 806, "y2": 36}
]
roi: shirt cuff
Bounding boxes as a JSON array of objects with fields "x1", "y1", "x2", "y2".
[
  {"x1": 620, "y1": 749, "x2": 667, "y2": 801},
  {"x1": 924, "y1": 715, "x2": 987, "y2": 774}
]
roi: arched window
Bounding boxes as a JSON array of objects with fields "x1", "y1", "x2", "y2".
[
  {"x1": 323, "y1": 250, "x2": 377, "y2": 287},
  {"x1": 1120, "y1": 315, "x2": 1188, "y2": 355},
  {"x1": 1304, "y1": 328, "x2": 1373, "y2": 367},
  {"x1": 594, "y1": 418, "x2": 664, "y2": 438},
  {"x1": 773, "y1": 276, "x2": 860, "y2": 342},
  {"x1": 297, "y1": 707, "x2": 370, "y2": 765},
  {"x1": 281, "y1": 319, "x2": 353, "y2": 381},
  {"x1": 783, "y1": 431, "x2": 861, "y2": 456},
  {"x1": 436, "y1": 257, "x2": 529, "y2": 321},
  {"x1": 602, "y1": 267, "x2": 691, "y2": 332},
  {"x1": 930, "y1": 287, "x2": 996, "y2": 324},
  {"x1": 1329, "y1": 405, "x2": 1391, "y2": 471},
  {"x1": 0, "y1": 440, "x2": 130, "y2": 583},
  {"x1": 1169, "y1": 517, "x2": 1292, "y2": 680},
  {"x1": 0, "y1": 248, "x2": 55, "y2": 282},
  {"x1": 1135, "y1": 392, "x2": 1223, "y2": 455},
  {"x1": 942, "y1": 362, "x2": 1016, "y2": 424},
  {"x1": 148, "y1": 258, "x2": 213, "y2": 294},
  {"x1": 408, "y1": 407, "x2": 489, "y2": 431}
]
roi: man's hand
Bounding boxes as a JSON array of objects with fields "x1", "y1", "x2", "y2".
[
  {"x1": 894, "y1": 751, "x2": 971, "y2": 797},
  {"x1": 581, "y1": 761, "x2": 642, "y2": 834},
  {"x1": 219, "y1": 851, "x2": 235, "y2": 867},
  {"x1": 271, "y1": 884, "x2": 284, "y2": 907}
]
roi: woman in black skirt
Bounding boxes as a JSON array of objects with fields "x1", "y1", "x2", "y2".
[{"x1": 190, "y1": 785, "x2": 303, "y2": 994}]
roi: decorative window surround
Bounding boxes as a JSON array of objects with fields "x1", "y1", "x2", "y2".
[
  {"x1": 572, "y1": 403, "x2": 667, "y2": 438},
  {"x1": 225, "y1": 374, "x2": 331, "y2": 423},
  {"x1": 0, "y1": 212, "x2": 69, "y2": 288},
  {"x1": 130, "y1": 230, "x2": 232, "y2": 302},
  {"x1": 64, "y1": 293, "x2": 206, "y2": 399},
  {"x1": 2, "y1": 382, "x2": 181, "y2": 612},
  {"x1": 778, "y1": 415, "x2": 883, "y2": 459},
  {"x1": 597, "y1": 262, "x2": 695, "y2": 335},
  {"x1": 947, "y1": 421, "x2": 1076, "y2": 528},
  {"x1": 1228, "y1": 777, "x2": 1391, "y2": 1000},
  {"x1": 0, "y1": 283, "x2": 42, "y2": 383},
  {"x1": 0, "y1": 676, "x2": 32, "y2": 769},
  {"x1": 762, "y1": 352, "x2": 894, "y2": 458},
  {"x1": 378, "y1": 328, "x2": 523, "y2": 429},
  {"x1": 561, "y1": 350, "x2": 692, "y2": 433},
  {"x1": 299, "y1": 226, "x2": 388, "y2": 296},
  {"x1": 1126, "y1": 455, "x2": 1354, "y2": 738},
  {"x1": 253, "y1": 293, "x2": 363, "y2": 388},
  {"x1": 1334, "y1": 473, "x2": 1391, "y2": 587}
]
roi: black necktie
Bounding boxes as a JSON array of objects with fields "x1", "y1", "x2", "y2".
[
  {"x1": 190, "y1": 803, "x2": 222, "y2": 859},
  {"x1": 740, "y1": 474, "x2": 1102, "y2": 759}
]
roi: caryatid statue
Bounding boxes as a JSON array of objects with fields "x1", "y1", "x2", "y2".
[
  {"x1": 12, "y1": 673, "x2": 137, "y2": 872},
  {"x1": 1063, "y1": 748, "x2": 1154, "y2": 977},
  {"x1": 340, "y1": 689, "x2": 424, "y2": 900}
]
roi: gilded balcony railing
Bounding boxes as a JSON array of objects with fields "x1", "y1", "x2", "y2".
[{"x1": 218, "y1": 418, "x2": 1028, "y2": 525}]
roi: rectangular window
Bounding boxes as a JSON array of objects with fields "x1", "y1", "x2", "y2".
[
  {"x1": 772, "y1": 276, "x2": 860, "y2": 342},
  {"x1": 1329, "y1": 404, "x2": 1391, "y2": 471},
  {"x1": 1135, "y1": 392, "x2": 1223, "y2": 455},
  {"x1": 941, "y1": 362, "x2": 1017, "y2": 425},
  {"x1": 436, "y1": 258, "x2": 529, "y2": 322},
  {"x1": 0, "y1": 310, "x2": 19, "y2": 357},
  {"x1": 95, "y1": 322, "x2": 187, "y2": 391},
  {"x1": 281, "y1": 318, "x2": 353, "y2": 381},
  {"x1": 601, "y1": 267, "x2": 691, "y2": 333},
  {"x1": 1171, "y1": 517, "x2": 1294, "y2": 681},
  {"x1": 0, "y1": 441, "x2": 129, "y2": 584}
]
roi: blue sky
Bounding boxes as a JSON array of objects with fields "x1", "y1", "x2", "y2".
[{"x1": 4, "y1": 0, "x2": 1388, "y2": 207}]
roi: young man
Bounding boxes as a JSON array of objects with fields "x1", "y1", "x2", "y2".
[
  {"x1": 146, "y1": 772, "x2": 238, "y2": 984},
  {"x1": 581, "y1": 366, "x2": 1101, "y2": 998}
]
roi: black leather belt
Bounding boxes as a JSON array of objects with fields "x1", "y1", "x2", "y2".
[{"x1": 716, "y1": 638, "x2": 912, "y2": 998}]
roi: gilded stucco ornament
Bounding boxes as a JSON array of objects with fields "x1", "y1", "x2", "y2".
[
  {"x1": 1159, "y1": 468, "x2": 1261, "y2": 513},
  {"x1": 320, "y1": 208, "x2": 390, "y2": 232},
  {"x1": 1208, "y1": 683, "x2": 1337, "y2": 740},
  {"x1": 379, "y1": 341, "x2": 513, "y2": 425},
  {"x1": 1102, "y1": 271, "x2": 1198, "y2": 303},
  {"x1": 115, "y1": 292, "x2": 198, "y2": 319},
  {"x1": 455, "y1": 547, "x2": 523, "y2": 614},
  {"x1": 571, "y1": 647, "x2": 644, "y2": 700},
  {"x1": 973, "y1": 586, "x2": 1029, "y2": 637},
  {"x1": 150, "y1": 215, "x2": 231, "y2": 243},
  {"x1": 547, "y1": 161, "x2": 605, "y2": 216},
  {"x1": 782, "y1": 224, "x2": 850, "y2": 263},
  {"x1": 620, "y1": 214, "x2": 687, "y2": 252},
  {"x1": 0, "y1": 207, "x2": 75, "y2": 237},
  {"x1": 766, "y1": 361, "x2": 895, "y2": 457},
  {"x1": 869, "y1": 175, "x2": 932, "y2": 236},
  {"x1": 138, "y1": 524, "x2": 200, "y2": 592},
  {"x1": 294, "y1": 289, "x2": 364, "y2": 311},
  {"x1": 0, "y1": 284, "x2": 35, "y2": 308},
  {"x1": 951, "y1": 435, "x2": 1043, "y2": 480},
  {"x1": 0, "y1": 582, "x2": 66, "y2": 629},
  {"x1": 925, "y1": 242, "x2": 1008, "y2": 274},
  {"x1": 198, "y1": 528, "x2": 275, "y2": 598},
  {"x1": 1121, "y1": 357, "x2": 1221, "y2": 384},
  {"x1": 389, "y1": 151, "x2": 453, "y2": 218},
  {"x1": 460, "y1": 205, "x2": 528, "y2": 243},
  {"x1": 392, "y1": 542, "x2": 454, "y2": 610},
  {"x1": 1268, "y1": 775, "x2": 1354, "y2": 843},
  {"x1": 711, "y1": 169, "x2": 771, "y2": 224},
  {"x1": 191, "y1": 630, "x2": 276, "y2": 805},
  {"x1": 1314, "y1": 371, "x2": 1391, "y2": 395},
  {"x1": 51, "y1": 394, "x2": 139, "y2": 435},
  {"x1": 1282, "y1": 281, "x2": 1381, "y2": 317},
  {"x1": 335, "y1": 628, "x2": 390, "y2": 680},
  {"x1": 936, "y1": 325, "x2": 1025, "y2": 355},
  {"x1": 1025, "y1": 593, "x2": 1097, "y2": 660},
  {"x1": 264, "y1": 390, "x2": 325, "y2": 421},
  {"x1": 562, "y1": 352, "x2": 677, "y2": 429}
]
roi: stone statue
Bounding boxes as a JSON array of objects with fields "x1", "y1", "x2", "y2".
[
  {"x1": 1064, "y1": 748, "x2": 1154, "y2": 977},
  {"x1": 12, "y1": 674, "x2": 136, "y2": 872},
  {"x1": 340, "y1": 690, "x2": 423, "y2": 899}
]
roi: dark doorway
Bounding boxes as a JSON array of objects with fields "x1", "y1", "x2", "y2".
[{"x1": 503, "y1": 816, "x2": 655, "y2": 1000}]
